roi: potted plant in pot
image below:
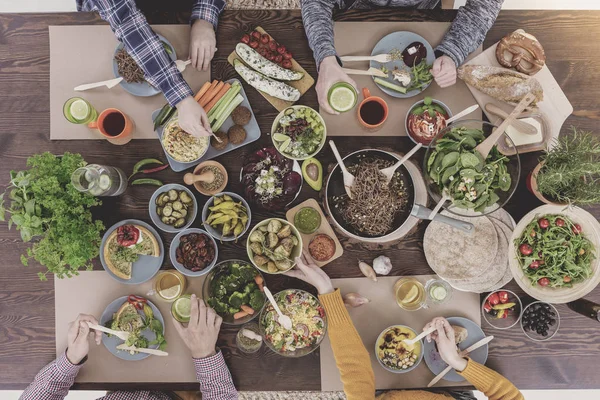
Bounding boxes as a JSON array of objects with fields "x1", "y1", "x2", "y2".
[{"x1": 528, "y1": 128, "x2": 600, "y2": 205}]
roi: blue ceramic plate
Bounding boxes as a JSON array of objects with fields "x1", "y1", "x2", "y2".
[
  {"x1": 112, "y1": 34, "x2": 176, "y2": 97},
  {"x1": 370, "y1": 31, "x2": 435, "y2": 98},
  {"x1": 169, "y1": 228, "x2": 218, "y2": 277},
  {"x1": 423, "y1": 316, "x2": 488, "y2": 383},
  {"x1": 100, "y1": 219, "x2": 164, "y2": 285},
  {"x1": 149, "y1": 184, "x2": 198, "y2": 234},
  {"x1": 99, "y1": 296, "x2": 165, "y2": 361}
]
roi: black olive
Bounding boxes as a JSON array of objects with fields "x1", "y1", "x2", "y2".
[{"x1": 549, "y1": 318, "x2": 556, "y2": 326}]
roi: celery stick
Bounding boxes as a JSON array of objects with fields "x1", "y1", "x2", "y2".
[
  {"x1": 211, "y1": 94, "x2": 244, "y2": 132},
  {"x1": 212, "y1": 87, "x2": 241, "y2": 123},
  {"x1": 209, "y1": 84, "x2": 241, "y2": 122}
]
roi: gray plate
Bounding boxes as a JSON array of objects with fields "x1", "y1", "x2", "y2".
[
  {"x1": 153, "y1": 78, "x2": 261, "y2": 172},
  {"x1": 100, "y1": 296, "x2": 165, "y2": 361},
  {"x1": 100, "y1": 219, "x2": 164, "y2": 285},
  {"x1": 423, "y1": 316, "x2": 488, "y2": 382},
  {"x1": 149, "y1": 184, "x2": 198, "y2": 234},
  {"x1": 201, "y1": 192, "x2": 252, "y2": 242},
  {"x1": 169, "y1": 228, "x2": 218, "y2": 277},
  {"x1": 112, "y1": 34, "x2": 176, "y2": 97},
  {"x1": 370, "y1": 31, "x2": 435, "y2": 98}
]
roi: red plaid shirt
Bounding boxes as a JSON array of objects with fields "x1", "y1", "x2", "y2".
[{"x1": 20, "y1": 351, "x2": 238, "y2": 400}]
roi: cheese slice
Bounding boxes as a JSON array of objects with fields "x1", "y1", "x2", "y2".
[{"x1": 504, "y1": 117, "x2": 543, "y2": 146}]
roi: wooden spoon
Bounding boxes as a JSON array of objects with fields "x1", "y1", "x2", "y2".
[
  {"x1": 485, "y1": 103, "x2": 538, "y2": 135},
  {"x1": 329, "y1": 140, "x2": 355, "y2": 199},
  {"x1": 445, "y1": 104, "x2": 480, "y2": 124},
  {"x1": 379, "y1": 143, "x2": 423, "y2": 183},
  {"x1": 475, "y1": 93, "x2": 536, "y2": 159},
  {"x1": 403, "y1": 325, "x2": 436, "y2": 351},
  {"x1": 87, "y1": 322, "x2": 129, "y2": 341},
  {"x1": 184, "y1": 170, "x2": 215, "y2": 186},
  {"x1": 116, "y1": 344, "x2": 169, "y2": 356}
]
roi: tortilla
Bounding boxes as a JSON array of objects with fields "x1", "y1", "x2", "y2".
[
  {"x1": 483, "y1": 221, "x2": 514, "y2": 292},
  {"x1": 488, "y1": 207, "x2": 516, "y2": 231},
  {"x1": 423, "y1": 212, "x2": 498, "y2": 281}
]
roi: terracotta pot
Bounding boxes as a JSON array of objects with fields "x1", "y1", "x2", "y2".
[{"x1": 527, "y1": 161, "x2": 568, "y2": 206}]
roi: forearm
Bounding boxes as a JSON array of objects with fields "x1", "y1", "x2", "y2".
[
  {"x1": 436, "y1": 0, "x2": 503, "y2": 66},
  {"x1": 193, "y1": 350, "x2": 238, "y2": 400},
  {"x1": 320, "y1": 290, "x2": 375, "y2": 400},
  {"x1": 191, "y1": 0, "x2": 225, "y2": 28},
  {"x1": 89, "y1": 0, "x2": 193, "y2": 106},
  {"x1": 20, "y1": 352, "x2": 81, "y2": 400},
  {"x1": 301, "y1": 0, "x2": 338, "y2": 69},
  {"x1": 458, "y1": 359, "x2": 524, "y2": 400}
]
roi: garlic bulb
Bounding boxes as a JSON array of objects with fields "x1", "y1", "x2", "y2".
[
  {"x1": 373, "y1": 255, "x2": 393, "y2": 275},
  {"x1": 358, "y1": 260, "x2": 377, "y2": 282},
  {"x1": 343, "y1": 292, "x2": 370, "y2": 308}
]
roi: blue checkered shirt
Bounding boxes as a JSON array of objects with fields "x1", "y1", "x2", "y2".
[{"x1": 77, "y1": 0, "x2": 225, "y2": 106}]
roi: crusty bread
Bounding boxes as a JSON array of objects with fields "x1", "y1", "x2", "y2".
[{"x1": 453, "y1": 325, "x2": 469, "y2": 345}]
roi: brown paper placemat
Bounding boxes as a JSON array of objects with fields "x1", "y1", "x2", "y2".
[
  {"x1": 323, "y1": 22, "x2": 482, "y2": 136},
  {"x1": 55, "y1": 271, "x2": 206, "y2": 383},
  {"x1": 320, "y1": 275, "x2": 481, "y2": 391},
  {"x1": 49, "y1": 25, "x2": 210, "y2": 140}
]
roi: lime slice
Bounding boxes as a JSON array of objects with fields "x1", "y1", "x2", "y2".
[
  {"x1": 69, "y1": 99, "x2": 90, "y2": 121},
  {"x1": 273, "y1": 133, "x2": 290, "y2": 142},
  {"x1": 430, "y1": 286, "x2": 447, "y2": 301},
  {"x1": 279, "y1": 138, "x2": 292, "y2": 153},
  {"x1": 173, "y1": 295, "x2": 191, "y2": 322},
  {"x1": 402, "y1": 285, "x2": 419, "y2": 304},
  {"x1": 159, "y1": 284, "x2": 181, "y2": 300},
  {"x1": 328, "y1": 85, "x2": 357, "y2": 113}
]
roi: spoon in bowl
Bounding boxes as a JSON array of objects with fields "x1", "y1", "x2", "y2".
[
  {"x1": 329, "y1": 140, "x2": 355, "y2": 199},
  {"x1": 263, "y1": 286, "x2": 292, "y2": 331},
  {"x1": 379, "y1": 143, "x2": 423, "y2": 183}
]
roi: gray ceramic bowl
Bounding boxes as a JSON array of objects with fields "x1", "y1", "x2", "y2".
[
  {"x1": 405, "y1": 98, "x2": 452, "y2": 145},
  {"x1": 169, "y1": 228, "x2": 218, "y2": 277},
  {"x1": 149, "y1": 184, "x2": 198, "y2": 233},
  {"x1": 201, "y1": 192, "x2": 252, "y2": 242}
]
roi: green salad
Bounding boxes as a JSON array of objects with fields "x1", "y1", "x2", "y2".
[
  {"x1": 426, "y1": 127, "x2": 511, "y2": 211},
  {"x1": 515, "y1": 214, "x2": 594, "y2": 288},
  {"x1": 272, "y1": 107, "x2": 325, "y2": 159}
]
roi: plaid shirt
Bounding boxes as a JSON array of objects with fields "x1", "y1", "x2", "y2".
[
  {"x1": 76, "y1": 0, "x2": 225, "y2": 106},
  {"x1": 20, "y1": 351, "x2": 238, "y2": 400}
]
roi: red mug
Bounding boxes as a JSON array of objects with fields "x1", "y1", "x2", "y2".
[{"x1": 357, "y1": 88, "x2": 389, "y2": 131}]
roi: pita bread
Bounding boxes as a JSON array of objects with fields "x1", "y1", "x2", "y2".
[
  {"x1": 482, "y1": 221, "x2": 514, "y2": 292},
  {"x1": 488, "y1": 207, "x2": 516, "y2": 231}
]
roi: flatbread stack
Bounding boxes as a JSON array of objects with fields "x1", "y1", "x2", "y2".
[{"x1": 423, "y1": 208, "x2": 515, "y2": 293}]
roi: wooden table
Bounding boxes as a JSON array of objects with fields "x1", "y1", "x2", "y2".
[{"x1": 1, "y1": 8, "x2": 599, "y2": 392}]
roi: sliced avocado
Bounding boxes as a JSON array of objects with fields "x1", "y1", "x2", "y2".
[{"x1": 302, "y1": 158, "x2": 323, "y2": 191}]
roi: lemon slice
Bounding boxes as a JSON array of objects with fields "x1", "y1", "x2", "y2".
[
  {"x1": 402, "y1": 285, "x2": 420, "y2": 304},
  {"x1": 159, "y1": 284, "x2": 181, "y2": 300},
  {"x1": 70, "y1": 99, "x2": 90, "y2": 121},
  {"x1": 328, "y1": 84, "x2": 357, "y2": 113}
]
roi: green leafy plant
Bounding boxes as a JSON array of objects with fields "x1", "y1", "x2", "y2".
[
  {"x1": 0, "y1": 152, "x2": 104, "y2": 280},
  {"x1": 537, "y1": 128, "x2": 600, "y2": 205}
]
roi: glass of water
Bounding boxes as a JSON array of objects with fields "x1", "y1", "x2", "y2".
[{"x1": 71, "y1": 164, "x2": 127, "y2": 196}]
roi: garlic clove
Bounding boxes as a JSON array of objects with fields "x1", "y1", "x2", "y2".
[
  {"x1": 373, "y1": 255, "x2": 393, "y2": 275},
  {"x1": 343, "y1": 292, "x2": 370, "y2": 308},
  {"x1": 358, "y1": 260, "x2": 377, "y2": 282}
]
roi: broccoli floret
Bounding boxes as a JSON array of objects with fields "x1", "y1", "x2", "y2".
[
  {"x1": 243, "y1": 282, "x2": 258, "y2": 294},
  {"x1": 232, "y1": 262, "x2": 257, "y2": 282},
  {"x1": 222, "y1": 274, "x2": 244, "y2": 293},
  {"x1": 207, "y1": 298, "x2": 229, "y2": 315},
  {"x1": 229, "y1": 291, "x2": 246, "y2": 308},
  {"x1": 249, "y1": 290, "x2": 265, "y2": 310}
]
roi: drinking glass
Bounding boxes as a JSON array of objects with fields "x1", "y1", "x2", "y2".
[
  {"x1": 71, "y1": 164, "x2": 127, "y2": 197},
  {"x1": 63, "y1": 97, "x2": 98, "y2": 124}
]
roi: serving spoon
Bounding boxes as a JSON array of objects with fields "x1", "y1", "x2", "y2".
[
  {"x1": 379, "y1": 143, "x2": 423, "y2": 183},
  {"x1": 329, "y1": 140, "x2": 355, "y2": 199},
  {"x1": 485, "y1": 103, "x2": 538, "y2": 135},
  {"x1": 263, "y1": 286, "x2": 293, "y2": 331}
]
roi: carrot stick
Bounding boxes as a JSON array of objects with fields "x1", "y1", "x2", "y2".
[
  {"x1": 197, "y1": 80, "x2": 218, "y2": 104},
  {"x1": 200, "y1": 81, "x2": 225, "y2": 108},
  {"x1": 193, "y1": 82, "x2": 211, "y2": 102},
  {"x1": 234, "y1": 310, "x2": 250, "y2": 320},
  {"x1": 254, "y1": 275, "x2": 264, "y2": 285},
  {"x1": 204, "y1": 83, "x2": 231, "y2": 112},
  {"x1": 240, "y1": 305, "x2": 255, "y2": 315}
]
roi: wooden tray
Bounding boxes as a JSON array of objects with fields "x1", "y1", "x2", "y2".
[
  {"x1": 286, "y1": 198, "x2": 343, "y2": 267},
  {"x1": 227, "y1": 26, "x2": 315, "y2": 112}
]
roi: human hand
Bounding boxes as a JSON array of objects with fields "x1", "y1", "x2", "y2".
[
  {"x1": 173, "y1": 294, "x2": 222, "y2": 359},
  {"x1": 66, "y1": 314, "x2": 102, "y2": 365},
  {"x1": 189, "y1": 19, "x2": 217, "y2": 71},
  {"x1": 316, "y1": 56, "x2": 358, "y2": 115},
  {"x1": 424, "y1": 317, "x2": 467, "y2": 371},
  {"x1": 176, "y1": 96, "x2": 212, "y2": 138},
  {"x1": 284, "y1": 249, "x2": 334, "y2": 295},
  {"x1": 431, "y1": 55, "x2": 457, "y2": 88}
]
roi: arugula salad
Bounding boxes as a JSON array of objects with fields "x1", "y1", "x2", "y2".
[
  {"x1": 426, "y1": 127, "x2": 511, "y2": 211},
  {"x1": 515, "y1": 214, "x2": 594, "y2": 288}
]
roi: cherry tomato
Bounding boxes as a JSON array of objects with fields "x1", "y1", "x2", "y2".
[
  {"x1": 261, "y1": 34, "x2": 270, "y2": 44},
  {"x1": 483, "y1": 301, "x2": 492, "y2": 313},
  {"x1": 538, "y1": 277, "x2": 550, "y2": 286},
  {"x1": 498, "y1": 291, "x2": 509, "y2": 304},
  {"x1": 249, "y1": 40, "x2": 259, "y2": 49},
  {"x1": 259, "y1": 48, "x2": 268, "y2": 57},
  {"x1": 267, "y1": 54, "x2": 276, "y2": 62},
  {"x1": 555, "y1": 218, "x2": 565, "y2": 227},
  {"x1": 251, "y1": 31, "x2": 261, "y2": 39},
  {"x1": 488, "y1": 292, "x2": 500, "y2": 306},
  {"x1": 538, "y1": 218, "x2": 550, "y2": 229},
  {"x1": 275, "y1": 54, "x2": 283, "y2": 63},
  {"x1": 283, "y1": 51, "x2": 293, "y2": 60},
  {"x1": 572, "y1": 224, "x2": 582, "y2": 234},
  {"x1": 241, "y1": 34, "x2": 250, "y2": 44},
  {"x1": 530, "y1": 230, "x2": 536, "y2": 237},
  {"x1": 277, "y1": 45, "x2": 286, "y2": 54},
  {"x1": 501, "y1": 311, "x2": 508, "y2": 319},
  {"x1": 269, "y1": 41, "x2": 278, "y2": 51},
  {"x1": 529, "y1": 260, "x2": 540, "y2": 270},
  {"x1": 564, "y1": 276, "x2": 572, "y2": 283},
  {"x1": 519, "y1": 243, "x2": 533, "y2": 256},
  {"x1": 282, "y1": 60, "x2": 292, "y2": 69}
]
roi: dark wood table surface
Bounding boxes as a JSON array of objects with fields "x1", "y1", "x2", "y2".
[{"x1": 1, "y1": 8, "x2": 599, "y2": 392}]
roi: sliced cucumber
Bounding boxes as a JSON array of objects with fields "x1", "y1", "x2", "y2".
[
  {"x1": 374, "y1": 78, "x2": 408, "y2": 94},
  {"x1": 98, "y1": 174, "x2": 112, "y2": 191}
]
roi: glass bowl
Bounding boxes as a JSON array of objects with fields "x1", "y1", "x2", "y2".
[
  {"x1": 520, "y1": 301, "x2": 560, "y2": 341},
  {"x1": 423, "y1": 120, "x2": 521, "y2": 218},
  {"x1": 482, "y1": 289, "x2": 523, "y2": 329},
  {"x1": 235, "y1": 322, "x2": 263, "y2": 354},
  {"x1": 259, "y1": 289, "x2": 327, "y2": 358},
  {"x1": 202, "y1": 259, "x2": 265, "y2": 326}
]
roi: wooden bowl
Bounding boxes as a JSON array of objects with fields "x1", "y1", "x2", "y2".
[{"x1": 188, "y1": 161, "x2": 228, "y2": 196}]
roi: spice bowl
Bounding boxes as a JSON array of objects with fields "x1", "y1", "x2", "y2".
[
  {"x1": 188, "y1": 160, "x2": 228, "y2": 196},
  {"x1": 201, "y1": 192, "x2": 252, "y2": 242}
]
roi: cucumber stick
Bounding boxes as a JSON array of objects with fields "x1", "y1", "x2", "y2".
[
  {"x1": 209, "y1": 83, "x2": 241, "y2": 122},
  {"x1": 374, "y1": 78, "x2": 408, "y2": 94},
  {"x1": 211, "y1": 94, "x2": 244, "y2": 132}
]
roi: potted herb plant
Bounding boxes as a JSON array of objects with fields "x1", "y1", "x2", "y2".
[{"x1": 528, "y1": 128, "x2": 600, "y2": 205}]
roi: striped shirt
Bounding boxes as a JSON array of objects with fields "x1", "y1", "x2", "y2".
[
  {"x1": 300, "y1": 0, "x2": 503, "y2": 69},
  {"x1": 77, "y1": 0, "x2": 225, "y2": 106},
  {"x1": 20, "y1": 350, "x2": 238, "y2": 400}
]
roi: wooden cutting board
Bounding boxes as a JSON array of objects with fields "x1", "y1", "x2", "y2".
[
  {"x1": 227, "y1": 26, "x2": 315, "y2": 112},
  {"x1": 463, "y1": 39, "x2": 572, "y2": 149}
]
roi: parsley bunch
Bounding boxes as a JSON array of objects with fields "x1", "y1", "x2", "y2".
[{"x1": 0, "y1": 152, "x2": 104, "y2": 280}]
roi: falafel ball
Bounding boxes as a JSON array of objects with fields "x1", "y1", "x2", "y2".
[
  {"x1": 231, "y1": 106, "x2": 252, "y2": 126},
  {"x1": 228, "y1": 124, "x2": 247, "y2": 145},
  {"x1": 211, "y1": 130, "x2": 228, "y2": 150}
]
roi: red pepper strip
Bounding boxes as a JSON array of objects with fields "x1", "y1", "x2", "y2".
[{"x1": 142, "y1": 164, "x2": 169, "y2": 174}]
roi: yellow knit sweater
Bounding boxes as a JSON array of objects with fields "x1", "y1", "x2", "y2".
[{"x1": 319, "y1": 290, "x2": 524, "y2": 400}]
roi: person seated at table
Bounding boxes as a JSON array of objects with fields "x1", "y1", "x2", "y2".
[
  {"x1": 77, "y1": 0, "x2": 225, "y2": 137},
  {"x1": 20, "y1": 294, "x2": 238, "y2": 400},
  {"x1": 285, "y1": 250, "x2": 524, "y2": 400},
  {"x1": 301, "y1": 0, "x2": 504, "y2": 114}
]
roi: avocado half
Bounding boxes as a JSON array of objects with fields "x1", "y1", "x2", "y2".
[{"x1": 302, "y1": 158, "x2": 323, "y2": 191}]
